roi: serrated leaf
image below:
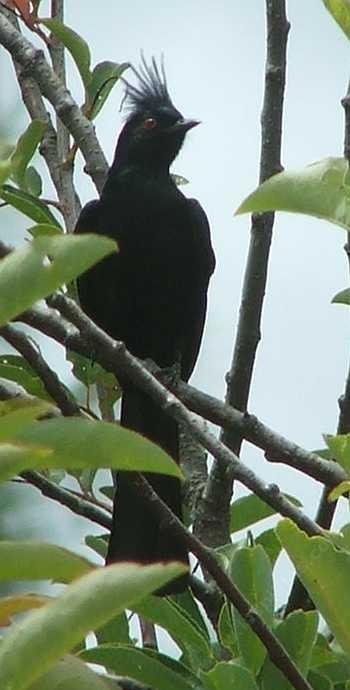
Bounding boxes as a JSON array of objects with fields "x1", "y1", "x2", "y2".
[
  {"x1": 0, "y1": 354, "x2": 53, "y2": 401},
  {"x1": 230, "y1": 492, "x2": 301, "y2": 533},
  {"x1": 0, "y1": 396, "x2": 53, "y2": 441},
  {"x1": 80, "y1": 645, "x2": 199, "y2": 690},
  {"x1": 87, "y1": 61, "x2": 129, "y2": 120},
  {"x1": 0, "y1": 183, "x2": 61, "y2": 225},
  {"x1": 322, "y1": 0, "x2": 350, "y2": 40},
  {"x1": 42, "y1": 18, "x2": 91, "y2": 89},
  {"x1": 0, "y1": 541, "x2": 94, "y2": 583},
  {"x1": 10, "y1": 119, "x2": 46, "y2": 189},
  {"x1": 0, "y1": 233, "x2": 116, "y2": 327},
  {"x1": 0, "y1": 562, "x2": 185, "y2": 690},
  {"x1": 230, "y1": 545, "x2": 274, "y2": 674},
  {"x1": 236, "y1": 157, "x2": 350, "y2": 231},
  {"x1": 332, "y1": 287, "x2": 350, "y2": 305},
  {"x1": 0, "y1": 416, "x2": 182, "y2": 482},
  {"x1": 27, "y1": 222, "x2": 62, "y2": 238},
  {"x1": 260, "y1": 610, "x2": 318, "y2": 690},
  {"x1": 277, "y1": 519, "x2": 350, "y2": 658}
]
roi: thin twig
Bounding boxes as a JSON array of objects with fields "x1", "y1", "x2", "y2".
[
  {"x1": 135, "y1": 475, "x2": 313, "y2": 690},
  {"x1": 0, "y1": 323, "x2": 80, "y2": 417},
  {"x1": 203, "y1": 0, "x2": 290, "y2": 548},
  {"x1": 0, "y1": 7, "x2": 108, "y2": 193}
]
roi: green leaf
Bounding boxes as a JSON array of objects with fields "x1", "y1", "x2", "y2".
[
  {"x1": 80, "y1": 645, "x2": 200, "y2": 690},
  {"x1": 0, "y1": 183, "x2": 61, "y2": 226},
  {"x1": 0, "y1": 354, "x2": 53, "y2": 401},
  {"x1": 25, "y1": 166, "x2": 42, "y2": 197},
  {"x1": 27, "y1": 222, "x2": 63, "y2": 238},
  {"x1": 202, "y1": 661, "x2": 258, "y2": 690},
  {"x1": 0, "y1": 157, "x2": 14, "y2": 186},
  {"x1": 10, "y1": 120, "x2": 46, "y2": 189},
  {"x1": 325, "y1": 433, "x2": 350, "y2": 474},
  {"x1": 0, "y1": 541, "x2": 94, "y2": 582},
  {"x1": 230, "y1": 492, "x2": 301, "y2": 533},
  {"x1": 332, "y1": 287, "x2": 350, "y2": 305},
  {"x1": 236, "y1": 157, "x2": 350, "y2": 231},
  {"x1": 42, "y1": 18, "x2": 92, "y2": 89},
  {"x1": 96, "y1": 610, "x2": 131, "y2": 646},
  {"x1": 260, "y1": 610, "x2": 318, "y2": 690},
  {"x1": 85, "y1": 534, "x2": 108, "y2": 559},
  {"x1": 0, "y1": 443, "x2": 51, "y2": 482},
  {"x1": 0, "y1": 562, "x2": 184, "y2": 690},
  {"x1": 87, "y1": 61, "x2": 129, "y2": 120},
  {"x1": 322, "y1": 0, "x2": 350, "y2": 40},
  {"x1": 255, "y1": 528, "x2": 282, "y2": 566},
  {"x1": 328, "y1": 480, "x2": 350, "y2": 501},
  {"x1": 28, "y1": 655, "x2": 110, "y2": 690},
  {"x1": 307, "y1": 670, "x2": 332, "y2": 690},
  {"x1": 0, "y1": 416, "x2": 182, "y2": 482},
  {"x1": 67, "y1": 351, "x2": 121, "y2": 403},
  {"x1": 276, "y1": 519, "x2": 350, "y2": 657},
  {"x1": 0, "y1": 396, "x2": 53, "y2": 441},
  {"x1": 0, "y1": 234, "x2": 116, "y2": 327},
  {"x1": 230, "y1": 545, "x2": 274, "y2": 674},
  {"x1": 218, "y1": 602, "x2": 238, "y2": 656},
  {"x1": 132, "y1": 593, "x2": 212, "y2": 660}
]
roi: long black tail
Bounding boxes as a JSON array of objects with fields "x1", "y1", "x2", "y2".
[{"x1": 106, "y1": 385, "x2": 189, "y2": 594}]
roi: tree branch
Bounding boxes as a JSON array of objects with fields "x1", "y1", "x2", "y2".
[
  {"x1": 0, "y1": 7, "x2": 108, "y2": 193},
  {"x1": 135, "y1": 475, "x2": 313, "y2": 690},
  {"x1": 204, "y1": 0, "x2": 290, "y2": 548}
]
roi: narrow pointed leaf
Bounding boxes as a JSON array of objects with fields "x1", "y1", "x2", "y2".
[
  {"x1": 0, "y1": 416, "x2": 182, "y2": 481},
  {"x1": 0, "y1": 183, "x2": 61, "y2": 225},
  {"x1": 277, "y1": 519, "x2": 350, "y2": 657},
  {"x1": 41, "y1": 18, "x2": 91, "y2": 89},
  {"x1": 236, "y1": 157, "x2": 350, "y2": 231},
  {"x1": 25, "y1": 166, "x2": 42, "y2": 197},
  {"x1": 0, "y1": 562, "x2": 185, "y2": 690},
  {"x1": 80, "y1": 645, "x2": 198, "y2": 690},
  {"x1": 87, "y1": 61, "x2": 129, "y2": 120},
  {"x1": 328, "y1": 480, "x2": 350, "y2": 501},
  {"x1": 10, "y1": 120, "x2": 46, "y2": 189},
  {"x1": 0, "y1": 234, "x2": 116, "y2": 326},
  {"x1": 332, "y1": 287, "x2": 350, "y2": 305},
  {"x1": 322, "y1": 0, "x2": 350, "y2": 40},
  {"x1": 0, "y1": 541, "x2": 94, "y2": 582}
]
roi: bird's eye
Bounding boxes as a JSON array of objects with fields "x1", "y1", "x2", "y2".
[{"x1": 143, "y1": 117, "x2": 157, "y2": 130}]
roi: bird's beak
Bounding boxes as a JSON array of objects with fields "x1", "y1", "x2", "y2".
[{"x1": 169, "y1": 119, "x2": 201, "y2": 134}]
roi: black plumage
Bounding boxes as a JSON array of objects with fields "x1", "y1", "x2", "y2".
[{"x1": 75, "y1": 58, "x2": 215, "y2": 593}]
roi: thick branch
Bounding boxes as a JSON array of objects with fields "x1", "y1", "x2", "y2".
[
  {"x1": 205, "y1": 0, "x2": 290, "y2": 548},
  {"x1": 136, "y1": 475, "x2": 313, "y2": 690},
  {"x1": 0, "y1": 7, "x2": 108, "y2": 193}
]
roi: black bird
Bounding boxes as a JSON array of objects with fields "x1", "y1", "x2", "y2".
[{"x1": 75, "y1": 58, "x2": 215, "y2": 593}]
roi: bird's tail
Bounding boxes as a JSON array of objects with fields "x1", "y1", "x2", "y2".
[{"x1": 106, "y1": 385, "x2": 189, "y2": 594}]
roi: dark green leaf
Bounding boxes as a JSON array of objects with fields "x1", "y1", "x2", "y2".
[
  {"x1": 230, "y1": 545, "x2": 274, "y2": 674},
  {"x1": 96, "y1": 610, "x2": 131, "y2": 646},
  {"x1": 85, "y1": 534, "x2": 108, "y2": 560},
  {"x1": 230, "y1": 492, "x2": 301, "y2": 533},
  {"x1": 25, "y1": 166, "x2": 42, "y2": 197},
  {"x1": 87, "y1": 61, "x2": 129, "y2": 120},
  {"x1": 218, "y1": 602, "x2": 238, "y2": 656},
  {"x1": 255, "y1": 528, "x2": 282, "y2": 566},
  {"x1": 0, "y1": 354, "x2": 53, "y2": 401},
  {"x1": 307, "y1": 670, "x2": 332, "y2": 690},
  {"x1": 0, "y1": 234, "x2": 116, "y2": 327},
  {"x1": 0, "y1": 562, "x2": 184, "y2": 690},
  {"x1": 41, "y1": 18, "x2": 91, "y2": 89},
  {"x1": 10, "y1": 120, "x2": 46, "y2": 189},
  {"x1": 236, "y1": 157, "x2": 350, "y2": 231},
  {"x1": 260, "y1": 610, "x2": 318, "y2": 690},
  {"x1": 202, "y1": 661, "x2": 258, "y2": 690},
  {"x1": 332, "y1": 287, "x2": 350, "y2": 305},
  {"x1": 0, "y1": 183, "x2": 61, "y2": 226}
]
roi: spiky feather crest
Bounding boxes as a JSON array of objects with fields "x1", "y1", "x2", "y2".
[{"x1": 123, "y1": 55, "x2": 175, "y2": 117}]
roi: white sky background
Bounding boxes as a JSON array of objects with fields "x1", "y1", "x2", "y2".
[{"x1": 1, "y1": 0, "x2": 350, "y2": 606}]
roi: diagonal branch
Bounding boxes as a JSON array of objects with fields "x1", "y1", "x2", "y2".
[
  {"x1": 202, "y1": 0, "x2": 290, "y2": 548},
  {"x1": 0, "y1": 6, "x2": 108, "y2": 193}
]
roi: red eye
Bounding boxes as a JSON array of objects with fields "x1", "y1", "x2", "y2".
[{"x1": 143, "y1": 117, "x2": 157, "y2": 130}]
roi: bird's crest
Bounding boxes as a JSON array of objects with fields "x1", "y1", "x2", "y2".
[{"x1": 123, "y1": 55, "x2": 174, "y2": 116}]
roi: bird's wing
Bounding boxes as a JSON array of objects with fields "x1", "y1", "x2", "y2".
[{"x1": 180, "y1": 198, "x2": 215, "y2": 381}]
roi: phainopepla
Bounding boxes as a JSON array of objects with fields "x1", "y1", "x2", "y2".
[{"x1": 75, "y1": 57, "x2": 215, "y2": 593}]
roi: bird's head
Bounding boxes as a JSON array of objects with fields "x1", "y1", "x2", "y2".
[{"x1": 114, "y1": 57, "x2": 199, "y2": 172}]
